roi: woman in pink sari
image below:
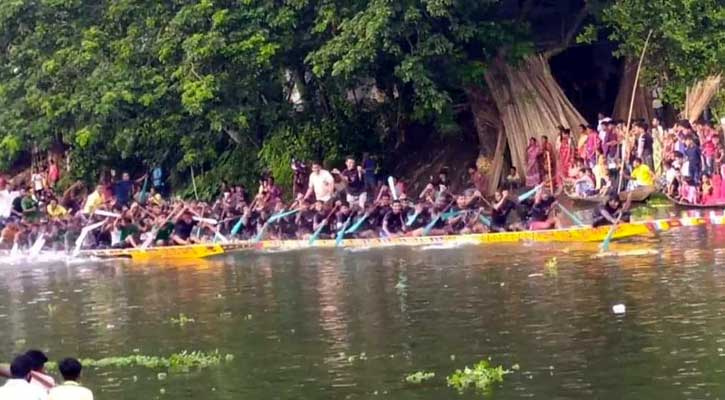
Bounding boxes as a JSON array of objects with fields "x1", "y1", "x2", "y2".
[
  {"x1": 525, "y1": 137, "x2": 541, "y2": 187},
  {"x1": 581, "y1": 126, "x2": 599, "y2": 168},
  {"x1": 557, "y1": 129, "x2": 573, "y2": 185}
]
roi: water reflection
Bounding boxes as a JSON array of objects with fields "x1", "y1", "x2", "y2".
[{"x1": 1, "y1": 225, "x2": 725, "y2": 398}]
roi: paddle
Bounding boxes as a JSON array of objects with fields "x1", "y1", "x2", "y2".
[
  {"x1": 308, "y1": 205, "x2": 339, "y2": 245},
  {"x1": 72, "y1": 220, "x2": 107, "y2": 257},
  {"x1": 422, "y1": 201, "x2": 454, "y2": 236},
  {"x1": 406, "y1": 206, "x2": 423, "y2": 227},
  {"x1": 139, "y1": 172, "x2": 149, "y2": 204},
  {"x1": 253, "y1": 208, "x2": 300, "y2": 243},
  {"x1": 387, "y1": 176, "x2": 398, "y2": 200},
  {"x1": 345, "y1": 205, "x2": 376, "y2": 234},
  {"x1": 95, "y1": 210, "x2": 122, "y2": 219},
  {"x1": 28, "y1": 232, "x2": 45, "y2": 257},
  {"x1": 556, "y1": 203, "x2": 585, "y2": 226},
  {"x1": 517, "y1": 184, "x2": 543, "y2": 202},
  {"x1": 192, "y1": 216, "x2": 218, "y2": 225},
  {"x1": 335, "y1": 214, "x2": 354, "y2": 247},
  {"x1": 600, "y1": 192, "x2": 633, "y2": 252},
  {"x1": 479, "y1": 214, "x2": 492, "y2": 227},
  {"x1": 140, "y1": 204, "x2": 185, "y2": 249}
]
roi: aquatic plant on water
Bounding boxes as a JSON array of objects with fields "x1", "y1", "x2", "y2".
[
  {"x1": 545, "y1": 257, "x2": 558, "y2": 277},
  {"x1": 170, "y1": 313, "x2": 196, "y2": 326},
  {"x1": 45, "y1": 350, "x2": 234, "y2": 372},
  {"x1": 405, "y1": 371, "x2": 435, "y2": 384},
  {"x1": 446, "y1": 359, "x2": 517, "y2": 394}
]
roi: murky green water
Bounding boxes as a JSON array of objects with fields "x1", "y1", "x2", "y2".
[{"x1": 2, "y1": 223, "x2": 725, "y2": 399}]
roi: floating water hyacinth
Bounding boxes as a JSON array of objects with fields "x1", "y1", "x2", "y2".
[
  {"x1": 405, "y1": 371, "x2": 435, "y2": 384},
  {"x1": 45, "y1": 350, "x2": 234, "y2": 372},
  {"x1": 545, "y1": 257, "x2": 558, "y2": 277},
  {"x1": 170, "y1": 313, "x2": 196, "y2": 326},
  {"x1": 447, "y1": 359, "x2": 515, "y2": 394}
]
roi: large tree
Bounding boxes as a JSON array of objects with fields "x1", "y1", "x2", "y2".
[{"x1": 603, "y1": 0, "x2": 725, "y2": 120}]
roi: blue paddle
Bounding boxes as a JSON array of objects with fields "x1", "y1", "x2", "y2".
[
  {"x1": 253, "y1": 209, "x2": 299, "y2": 242},
  {"x1": 517, "y1": 184, "x2": 542, "y2": 202},
  {"x1": 335, "y1": 215, "x2": 353, "y2": 247},
  {"x1": 345, "y1": 211, "x2": 371, "y2": 234},
  {"x1": 309, "y1": 206, "x2": 339, "y2": 245},
  {"x1": 600, "y1": 192, "x2": 633, "y2": 252},
  {"x1": 556, "y1": 203, "x2": 585, "y2": 226},
  {"x1": 231, "y1": 215, "x2": 247, "y2": 236},
  {"x1": 406, "y1": 210, "x2": 421, "y2": 226}
]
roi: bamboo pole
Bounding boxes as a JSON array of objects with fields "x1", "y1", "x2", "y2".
[
  {"x1": 619, "y1": 30, "x2": 653, "y2": 192},
  {"x1": 546, "y1": 151, "x2": 554, "y2": 193}
]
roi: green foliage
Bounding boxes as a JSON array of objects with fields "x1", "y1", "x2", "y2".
[
  {"x1": 603, "y1": 0, "x2": 725, "y2": 107},
  {"x1": 405, "y1": 370, "x2": 436, "y2": 384},
  {"x1": 446, "y1": 359, "x2": 514, "y2": 395},
  {"x1": 0, "y1": 0, "x2": 610, "y2": 195},
  {"x1": 45, "y1": 350, "x2": 234, "y2": 372}
]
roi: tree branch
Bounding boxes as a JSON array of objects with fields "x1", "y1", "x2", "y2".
[
  {"x1": 543, "y1": 1, "x2": 589, "y2": 59},
  {"x1": 518, "y1": 0, "x2": 536, "y2": 22}
]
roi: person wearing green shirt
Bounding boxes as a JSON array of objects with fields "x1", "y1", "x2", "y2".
[{"x1": 21, "y1": 193, "x2": 39, "y2": 221}]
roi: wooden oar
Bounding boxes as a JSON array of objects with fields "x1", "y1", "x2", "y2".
[
  {"x1": 140, "y1": 203, "x2": 186, "y2": 249},
  {"x1": 600, "y1": 192, "x2": 634, "y2": 252},
  {"x1": 192, "y1": 216, "x2": 218, "y2": 225},
  {"x1": 95, "y1": 210, "x2": 121, "y2": 219},
  {"x1": 387, "y1": 176, "x2": 398, "y2": 200},
  {"x1": 308, "y1": 205, "x2": 339, "y2": 245},
  {"x1": 72, "y1": 220, "x2": 107, "y2": 257}
]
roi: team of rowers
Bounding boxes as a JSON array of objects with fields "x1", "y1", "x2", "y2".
[{"x1": 0, "y1": 155, "x2": 633, "y2": 252}]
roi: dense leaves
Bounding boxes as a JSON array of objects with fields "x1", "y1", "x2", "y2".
[
  {"x1": 602, "y1": 0, "x2": 725, "y2": 108},
  {"x1": 0, "y1": 0, "x2": 719, "y2": 197}
]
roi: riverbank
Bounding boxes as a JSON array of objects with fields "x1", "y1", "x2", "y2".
[{"x1": 2, "y1": 222, "x2": 724, "y2": 399}]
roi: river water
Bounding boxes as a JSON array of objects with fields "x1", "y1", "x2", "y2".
[{"x1": 2, "y1": 222, "x2": 725, "y2": 399}]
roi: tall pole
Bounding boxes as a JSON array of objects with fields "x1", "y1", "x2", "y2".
[{"x1": 619, "y1": 30, "x2": 654, "y2": 192}]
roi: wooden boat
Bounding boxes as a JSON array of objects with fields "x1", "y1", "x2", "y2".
[
  {"x1": 83, "y1": 242, "x2": 260, "y2": 261},
  {"x1": 664, "y1": 193, "x2": 725, "y2": 209},
  {"x1": 564, "y1": 185, "x2": 655, "y2": 205},
  {"x1": 80, "y1": 218, "x2": 681, "y2": 261}
]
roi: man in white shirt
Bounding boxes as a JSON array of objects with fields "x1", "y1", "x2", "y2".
[
  {"x1": 49, "y1": 358, "x2": 93, "y2": 400},
  {"x1": 0, "y1": 354, "x2": 46, "y2": 400},
  {"x1": 304, "y1": 162, "x2": 335, "y2": 202},
  {"x1": 0, "y1": 179, "x2": 19, "y2": 220}
]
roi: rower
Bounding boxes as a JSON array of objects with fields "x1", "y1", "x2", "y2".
[
  {"x1": 527, "y1": 189, "x2": 560, "y2": 230},
  {"x1": 294, "y1": 201, "x2": 316, "y2": 239},
  {"x1": 490, "y1": 189, "x2": 516, "y2": 232},
  {"x1": 170, "y1": 210, "x2": 199, "y2": 245},
  {"x1": 382, "y1": 200, "x2": 407, "y2": 238},
  {"x1": 592, "y1": 194, "x2": 631, "y2": 227}
]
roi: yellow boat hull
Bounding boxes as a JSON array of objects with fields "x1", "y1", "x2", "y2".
[{"x1": 82, "y1": 219, "x2": 677, "y2": 261}]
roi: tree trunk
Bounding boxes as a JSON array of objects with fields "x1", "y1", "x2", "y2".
[
  {"x1": 465, "y1": 85, "x2": 504, "y2": 194},
  {"x1": 612, "y1": 57, "x2": 654, "y2": 122},
  {"x1": 483, "y1": 55, "x2": 586, "y2": 187}
]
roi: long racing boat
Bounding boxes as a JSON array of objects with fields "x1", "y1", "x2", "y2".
[{"x1": 77, "y1": 215, "x2": 716, "y2": 261}]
